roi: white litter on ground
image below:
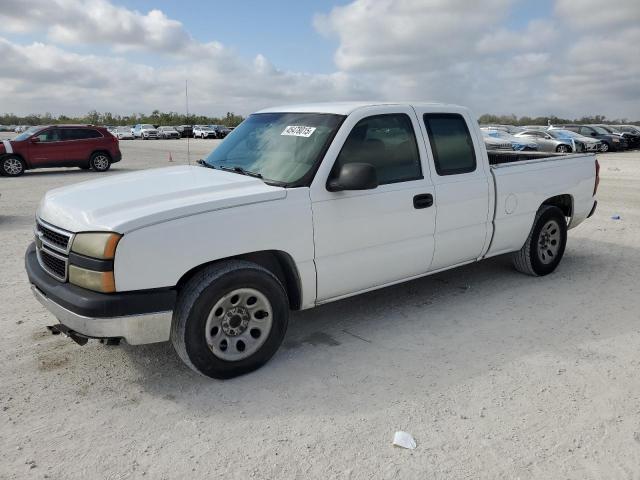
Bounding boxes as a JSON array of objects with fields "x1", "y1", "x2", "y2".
[{"x1": 393, "y1": 431, "x2": 417, "y2": 450}]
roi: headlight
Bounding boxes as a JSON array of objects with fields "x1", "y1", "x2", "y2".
[
  {"x1": 71, "y1": 232, "x2": 121, "y2": 259},
  {"x1": 612, "y1": 137, "x2": 619, "y2": 142},
  {"x1": 69, "y1": 266, "x2": 116, "y2": 293}
]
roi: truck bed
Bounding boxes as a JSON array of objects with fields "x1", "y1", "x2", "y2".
[{"x1": 486, "y1": 151, "x2": 597, "y2": 258}]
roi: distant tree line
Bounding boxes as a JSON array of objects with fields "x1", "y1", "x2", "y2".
[
  {"x1": 0, "y1": 110, "x2": 245, "y2": 127},
  {"x1": 1, "y1": 110, "x2": 637, "y2": 128},
  {"x1": 478, "y1": 113, "x2": 639, "y2": 126}
]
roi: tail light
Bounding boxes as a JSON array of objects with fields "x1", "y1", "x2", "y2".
[{"x1": 594, "y1": 159, "x2": 600, "y2": 195}]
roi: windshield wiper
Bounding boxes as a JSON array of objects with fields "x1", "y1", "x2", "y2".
[
  {"x1": 196, "y1": 159, "x2": 215, "y2": 169},
  {"x1": 217, "y1": 165, "x2": 263, "y2": 179}
]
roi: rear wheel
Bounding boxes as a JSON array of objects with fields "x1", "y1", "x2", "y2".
[
  {"x1": 90, "y1": 152, "x2": 111, "y2": 172},
  {"x1": 171, "y1": 260, "x2": 289, "y2": 379},
  {"x1": 1, "y1": 156, "x2": 26, "y2": 177},
  {"x1": 513, "y1": 205, "x2": 567, "y2": 276}
]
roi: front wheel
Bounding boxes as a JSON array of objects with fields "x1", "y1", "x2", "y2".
[
  {"x1": 513, "y1": 205, "x2": 567, "y2": 276},
  {"x1": 600, "y1": 142, "x2": 610, "y2": 152},
  {"x1": 1, "y1": 156, "x2": 26, "y2": 176},
  {"x1": 171, "y1": 260, "x2": 289, "y2": 379},
  {"x1": 556, "y1": 144, "x2": 571, "y2": 153}
]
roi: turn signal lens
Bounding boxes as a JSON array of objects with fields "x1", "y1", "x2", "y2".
[
  {"x1": 69, "y1": 265, "x2": 116, "y2": 293},
  {"x1": 71, "y1": 232, "x2": 121, "y2": 259}
]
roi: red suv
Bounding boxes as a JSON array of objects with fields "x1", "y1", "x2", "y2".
[{"x1": 0, "y1": 125, "x2": 122, "y2": 177}]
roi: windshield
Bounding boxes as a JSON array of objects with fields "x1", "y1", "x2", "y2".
[
  {"x1": 116, "y1": 127, "x2": 129, "y2": 132},
  {"x1": 591, "y1": 126, "x2": 609, "y2": 135},
  {"x1": 604, "y1": 126, "x2": 620, "y2": 133},
  {"x1": 141, "y1": 124, "x2": 155, "y2": 129},
  {"x1": 485, "y1": 130, "x2": 511, "y2": 140},
  {"x1": 13, "y1": 126, "x2": 43, "y2": 141},
  {"x1": 549, "y1": 129, "x2": 580, "y2": 139},
  {"x1": 204, "y1": 112, "x2": 344, "y2": 185}
]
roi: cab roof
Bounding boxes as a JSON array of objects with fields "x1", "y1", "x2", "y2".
[{"x1": 255, "y1": 102, "x2": 466, "y2": 116}]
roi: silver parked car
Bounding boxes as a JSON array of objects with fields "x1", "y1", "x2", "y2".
[
  {"x1": 481, "y1": 128, "x2": 538, "y2": 151},
  {"x1": 548, "y1": 128, "x2": 601, "y2": 152},
  {"x1": 114, "y1": 126, "x2": 134, "y2": 140},
  {"x1": 481, "y1": 131, "x2": 512, "y2": 151},
  {"x1": 158, "y1": 126, "x2": 181, "y2": 139},
  {"x1": 514, "y1": 130, "x2": 576, "y2": 153}
]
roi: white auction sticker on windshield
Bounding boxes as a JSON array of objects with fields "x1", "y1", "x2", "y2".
[{"x1": 281, "y1": 125, "x2": 316, "y2": 137}]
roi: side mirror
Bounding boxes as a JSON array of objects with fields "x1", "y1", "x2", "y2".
[
  {"x1": 30, "y1": 137, "x2": 40, "y2": 143},
  {"x1": 327, "y1": 163, "x2": 378, "y2": 192},
  {"x1": 591, "y1": 132, "x2": 597, "y2": 137}
]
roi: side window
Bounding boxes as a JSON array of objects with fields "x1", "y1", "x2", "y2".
[
  {"x1": 61, "y1": 129, "x2": 82, "y2": 140},
  {"x1": 61, "y1": 128, "x2": 101, "y2": 140},
  {"x1": 423, "y1": 114, "x2": 476, "y2": 176},
  {"x1": 333, "y1": 113, "x2": 422, "y2": 185},
  {"x1": 35, "y1": 129, "x2": 61, "y2": 142},
  {"x1": 84, "y1": 129, "x2": 102, "y2": 139}
]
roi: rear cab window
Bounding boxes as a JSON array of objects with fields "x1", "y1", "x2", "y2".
[{"x1": 423, "y1": 114, "x2": 476, "y2": 176}]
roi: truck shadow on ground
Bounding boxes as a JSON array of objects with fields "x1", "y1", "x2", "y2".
[{"x1": 110, "y1": 234, "x2": 636, "y2": 417}]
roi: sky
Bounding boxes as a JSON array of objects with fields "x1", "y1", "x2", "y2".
[{"x1": 0, "y1": 0, "x2": 638, "y2": 119}]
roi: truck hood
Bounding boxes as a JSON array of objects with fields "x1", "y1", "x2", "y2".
[{"x1": 37, "y1": 165, "x2": 286, "y2": 233}]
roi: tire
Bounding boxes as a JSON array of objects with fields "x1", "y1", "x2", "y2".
[
  {"x1": 600, "y1": 142, "x2": 610, "y2": 152},
  {"x1": 89, "y1": 152, "x2": 111, "y2": 172},
  {"x1": 1, "y1": 156, "x2": 26, "y2": 177},
  {"x1": 513, "y1": 205, "x2": 567, "y2": 276},
  {"x1": 556, "y1": 144, "x2": 571, "y2": 153},
  {"x1": 171, "y1": 260, "x2": 289, "y2": 379}
]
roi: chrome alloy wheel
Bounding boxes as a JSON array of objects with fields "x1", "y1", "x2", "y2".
[
  {"x1": 205, "y1": 288, "x2": 273, "y2": 361},
  {"x1": 537, "y1": 219, "x2": 561, "y2": 264},
  {"x1": 93, "y1": 155, "x2": 109, "y2": 170},
  {"x1": 4, "y1": 157, "x2": 23, "y2": 175}
]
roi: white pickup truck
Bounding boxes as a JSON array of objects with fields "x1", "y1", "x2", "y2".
[{"x1": 26, "y1": 102, "x2": 599, "y2": 379}]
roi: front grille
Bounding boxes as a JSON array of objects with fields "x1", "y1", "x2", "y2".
[
  {"x1": 37, "y1": 222, "x2": 71, "y2": 251},
  {"x1": 35, "y1": 219, "x2": 73, "y2": 282},
  {"x1": 38, "y1": 247, "x2": 68, "y2": 281}
]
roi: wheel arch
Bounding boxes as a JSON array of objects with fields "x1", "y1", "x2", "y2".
[
  {"x1": 541, "y1": 194, "x2": 573, "y2": 219},
  {"x1": 89, "y1": 149, "x2": 112, "y2": 161},
  {"x1": 175, "y1": 250, "x2": 303, "y2": 311}
]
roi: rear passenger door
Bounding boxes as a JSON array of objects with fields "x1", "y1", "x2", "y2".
[
  {"x1": 60, "y1": 128, "x2": 103, "y2": 163},
  {"x1": 414, "y1": 109, "x2": 492, "y2": 271},
  {"x1": 311, "y1": 106, "x2": 437, "y2": 301}
]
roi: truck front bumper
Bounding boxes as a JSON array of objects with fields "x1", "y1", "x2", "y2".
[{"x1": 26, "y1": 243, "x2": 175, "y2": 345}]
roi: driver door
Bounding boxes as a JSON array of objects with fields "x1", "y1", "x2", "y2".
[
  {"x1": 310, "y1": 106, "x2": 436, "y2": 302},
  {"x1": 27, "y1": 128, "x2": 64, "y2": 167}
]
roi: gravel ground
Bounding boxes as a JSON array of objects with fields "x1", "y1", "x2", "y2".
[{"x1": 1, "y1": 136, "x2": 639, "y2": 479}]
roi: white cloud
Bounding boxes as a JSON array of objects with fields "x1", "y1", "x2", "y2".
[
  {"x1": 0, "y1": 0, "x2": 638, "y2": 119},
  {"x1": 0, "y1": 0, "x2": 193, "y2": 52},
  {"x1": 0, "y1": 37, "x2": 371, "y2": 116},
  {"x1": 314, "y1": 0, "x2": 640, "y2": 118}
]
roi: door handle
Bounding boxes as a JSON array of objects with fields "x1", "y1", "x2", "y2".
[{"x1": 413, "y1": 193, "x2": 434, "y2": 209}]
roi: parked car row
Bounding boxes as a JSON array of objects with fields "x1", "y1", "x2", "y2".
[
  {"x1": 103, "y1": 124, "x2": 233, "y2": 140},
  {"x1": 480, "y1": 124, "x2": 640, "y2": 153},
  {"x1": 193, "y1": 124, "x2": 232, "y2": 139}
]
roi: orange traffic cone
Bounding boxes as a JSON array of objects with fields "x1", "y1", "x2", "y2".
[{"x1": 168, "y1": 152, "x2": 173, "y2": 162}]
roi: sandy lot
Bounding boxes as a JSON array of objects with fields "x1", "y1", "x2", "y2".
[{"x1": 1, "y1": 136, "x2": 639, "y2": 479}]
